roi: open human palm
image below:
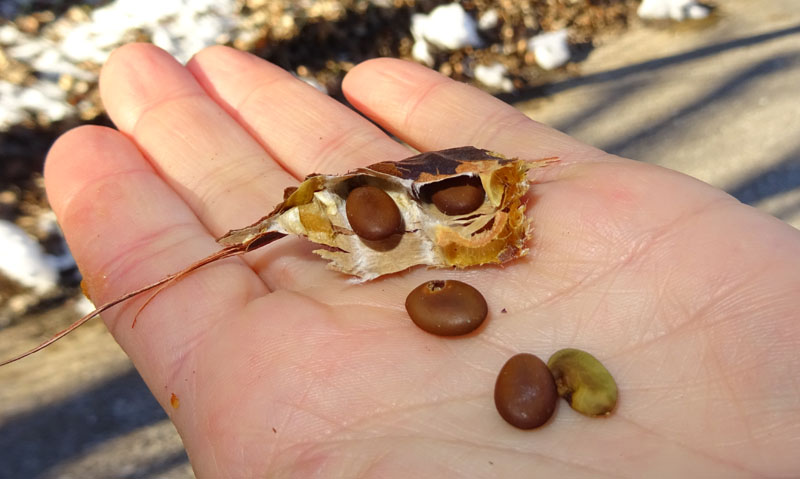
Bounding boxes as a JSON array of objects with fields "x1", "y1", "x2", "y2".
[{"x1": 44, "y1": 44, "x2": 800, "y2": 477}]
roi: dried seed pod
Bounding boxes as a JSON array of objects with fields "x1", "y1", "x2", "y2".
[
  {"x1": 0, "y1": 146, "x2": 558, "y2": 366},
  {"x1": 547, "y1": 348, "x2": 618, "y2": 417},
  {"x1": 218, "y1": 147, "x2": 556, "y2": 280}
]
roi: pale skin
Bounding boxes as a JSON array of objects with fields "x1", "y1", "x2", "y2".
[{"x1": 43, "y1": 44, "x2": 800, "y2": 477}]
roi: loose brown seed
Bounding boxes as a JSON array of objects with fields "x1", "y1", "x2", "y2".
[
  {"x1": 345, "y1": 185, "x2": 403, "y2": 241},
  {"x1": 547, "y1": 348, "x2": 618, "y2": 417},
  {"x1": 494, "y1": 353, "x2": 558, "y2": 429},
  {"x1": 429, "y1": 175, "x2": 485, "y2": 215},
  {"x1": 405, "y1": 280, "x2": 488, "y2": 336}
]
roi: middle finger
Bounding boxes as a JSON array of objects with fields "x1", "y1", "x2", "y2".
[
  {"x1": 185, "y1": 46, "x2": 411, "y2": 176},
  {"x1": 100, "y1": 43, "x2": 296, "y2": 237}
]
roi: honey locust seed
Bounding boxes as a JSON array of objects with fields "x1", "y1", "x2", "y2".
[
  {"x1": 405, "y1": 280, "x2": 488, "y2": 336},
  {"x1": 547, "y1": 348, "x2": 618, "y2": 417},
  {"x1": 430, "y1": 175, "x2": 485, "y2": 215},
  {"x1": 345, "y1": 185, "x2": 402, "y2": 241},
  {"x1": 494, "y1": 353, "x2": 558, "y2": 429}
]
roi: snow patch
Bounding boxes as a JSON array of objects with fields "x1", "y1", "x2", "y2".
[
  {"x1": 637, "y1": 0, "x2": 711, "y2": 21},
  {"x1": 474, "y1": 63, "x2": 513, "y2": 93},
  {"x1": 411, "y1": 3, "x2": 482, "y2": 65},
  {"x1": 0, "y1": 0, "x2": 245, "y2": 131},
  {"x1": 0, "y1": 220, "x2": 61, "y2": 295},
  {"x1": 61, "y1": 0, "x2": 240, "y2": 65},
  {"x1": 478, "y1": 9, "x2": 499, "y2": 31},
  {"x1": 528, "y1": 29, "x2": 570, "y2": 71},
  {"x1": 411, "y1": 31, "x2": 434, "y2": 66},
  {"x1": 73, "y1": 295, "x2": 97, "y2": 317}
]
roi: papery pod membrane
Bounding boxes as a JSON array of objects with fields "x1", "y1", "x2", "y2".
[{"x1": 218, "y1": 147, "x2": 556, "y2": 280}]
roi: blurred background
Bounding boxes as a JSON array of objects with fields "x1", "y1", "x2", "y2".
[{"x1": 0, "y1": 0, "x2": 797, "y2": 477}]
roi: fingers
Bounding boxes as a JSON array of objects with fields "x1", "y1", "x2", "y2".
[
  {"x1": 185, "y1": 46, "x2": 410, "y2": 175},
  {"x1": 181, "y1": 46, "x2": 419, "y2": 289},
  {"x1": 44, "y1": 125, "x2": 267, "y2": 385},
  {"x1": 342, "y1": 58, "x2": 600, "y2": 163},
  {"x1": 99, "y1": 43, "x2": 295, "y2": 237}
]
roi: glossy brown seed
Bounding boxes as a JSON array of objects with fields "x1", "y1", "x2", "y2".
[
  {"x1": 346, "y1": 185, "x2": 403, "y2": 241},
  {"x1": 405, "y1": 280, "x2": 488, "y2": 336},
  {"x1": 429, "y1": 175, "x2": 485, "y2": 215},
  {"x1": 494, "y1": 353, "x2": 558, "y2": 429}
]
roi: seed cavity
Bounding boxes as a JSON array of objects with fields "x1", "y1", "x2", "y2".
[
  {"x1": 427, "y1": 175, "x2": 486, "y2": 216},
  {"x1": 405, "y1": 279, "x2": 488, "y2": 336},
  {"x1": 494, "y1": 353, "x2": 558, "y2": 429},
  {"x1": 345, "y1": 185, "x2": 403, "y2": 241},
  {"x1": 547, "y1": 348, "x2": 618, "y2": 417}
]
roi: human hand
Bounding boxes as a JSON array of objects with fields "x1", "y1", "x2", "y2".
[{"x1": 44, "y1": 44, "x2": 800, "y2": 477}]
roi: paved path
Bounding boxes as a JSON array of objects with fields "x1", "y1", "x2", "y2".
[{"x1": 515, "y1": 0, "x2": 800, "y2": 228}]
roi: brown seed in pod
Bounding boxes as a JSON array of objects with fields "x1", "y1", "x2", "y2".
[
  {"x1": 429, "y1": 175, "x2": 485, "y2": 215},
  {"x1": 405, "y1": 280, "x2": 488, "y2": 336},
  {"x1": 345, "y1": 185, "x2": 402, "y2": 241},
  {"x1": 494, "y1": 353, "x2": 558, "y2": 430}
]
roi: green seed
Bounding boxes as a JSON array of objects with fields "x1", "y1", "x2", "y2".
[{"x1": 547, "y1": 348, "x2": 618, "y2": 417}]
